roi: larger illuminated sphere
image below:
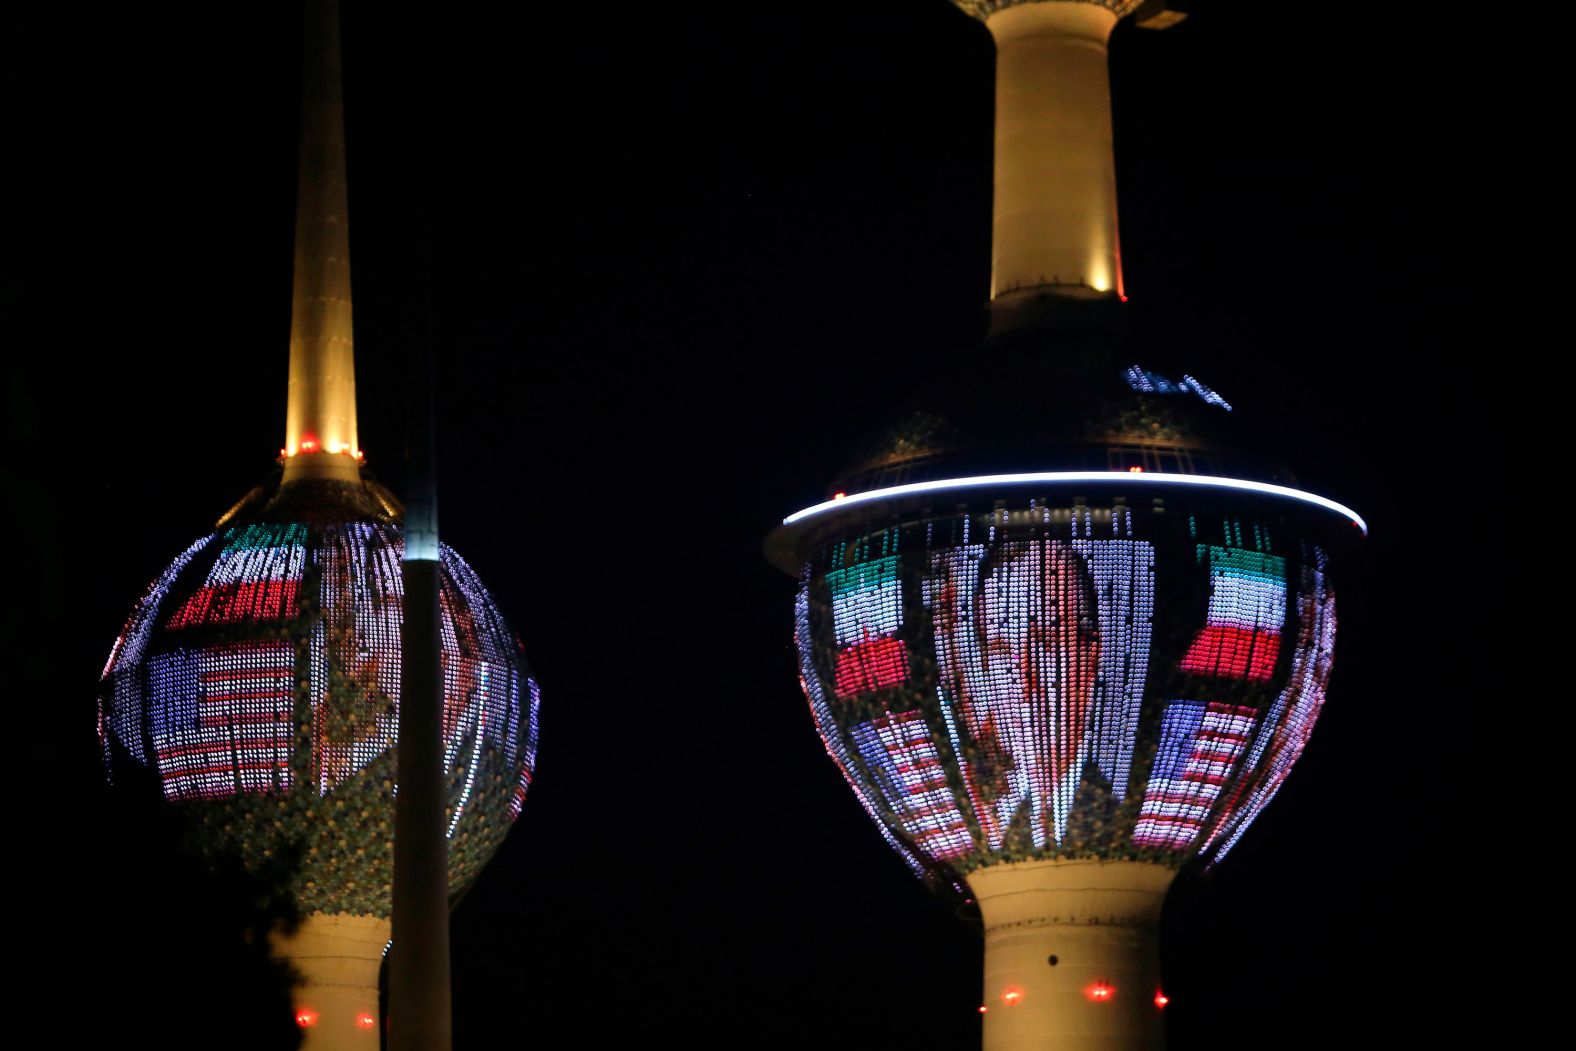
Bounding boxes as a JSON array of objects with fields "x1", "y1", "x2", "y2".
[
  {"x1": 770, "y1": 357, "x2": 1360, "y2": 891},
  {"x1": 99, "y1": 513, "x2": 540, "y2": 916},
  {"x1": 782, "y1": 495, "x2": 1340, "y2": 889}
]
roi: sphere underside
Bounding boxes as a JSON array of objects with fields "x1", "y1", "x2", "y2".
[
  {"x1": 794, "y1": 496, "x2": 1335, "y2": 889},
  {"x1": 99, "y1": 520, "x2": 540, "y2": 916},
  {"x1": 952, "y1": 0, "x2": 1146, "y2": 23}
]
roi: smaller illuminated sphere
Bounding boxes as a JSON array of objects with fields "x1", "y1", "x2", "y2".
[{"x1": 99, "y1": 504, "x2": 540, "y2": 916}]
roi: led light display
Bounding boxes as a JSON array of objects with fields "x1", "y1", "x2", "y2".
[
  {"x1": 794, "y1": 502, "x2": 1337, "y2": 882},
  {"x1": 100, "y1": 535, "x2": 214, "y2": 768},
  {"x1": 930, "y1": 539, "x2": 1100, "y2": 848},
  {"x1": 1179, "y1": 546, "x2": 1286, "y2": 681},
  {"x1": 1131, "y1": 701, "x2": 1257, "y2": 850},
  {"x1": 150, "y1": 641, "x2": 296, "y2": 801},
  {"x1": 828, "y1": 544, "x2": 909, "y2": 697},
  {"x1": 99, "y1": 519, "x2": 541, "y2": 916},
  {"x1": 1205, "y1": 555, "x2": 1336, "y2": 862},
  {"x1": 166, "y1": 523, "x2": 308, "y2": 629},
  {"x1": 1070, "y1": 535, "x2": 1153, "y2": 801},
  {"x1": 798, "y1": 585, "x2": 930, "y2": 878},
  {"x1": 852, "y1": 711, "x2": 974, "y2": 860}
]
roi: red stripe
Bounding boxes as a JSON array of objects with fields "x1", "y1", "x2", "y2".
[
  {"x1": 834, "y1": 637, "x2": 908, "y2": 697},
  {"x1": 168, "y1": 580, "x2": 301, "y2": 630},
  {"x1": 160, "y1": 760, "x2": 287, "y2": 778},
  {"x1": 1136, "y1": 814, "x2": 1203, "y2": 828},
  {"x1": 1179, "y1": 626, "x2": 1281, "y2": 681}
]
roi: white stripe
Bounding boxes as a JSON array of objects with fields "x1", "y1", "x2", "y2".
[{"x1": 1206, "y1": 574, "x2": 1287, "y2": 630}]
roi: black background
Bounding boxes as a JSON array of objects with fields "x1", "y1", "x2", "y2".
[{"x1": 9, "y1": 1, "x2": 1513, "y2": 1047}]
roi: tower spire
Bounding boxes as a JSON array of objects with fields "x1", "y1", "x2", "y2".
[{"x1": 283, "y1": 0, "x2": 361, "y2": 483}]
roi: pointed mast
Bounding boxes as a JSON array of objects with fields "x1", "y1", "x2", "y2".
[{"x1": 283, "y1": 0, "x2": 361, "y2": 483}]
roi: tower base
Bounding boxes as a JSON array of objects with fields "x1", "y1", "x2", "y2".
[
  {"x1": 968, "y1": 859, "x2": 1177, "y2": 1051},
  {"x1": 272, "y1": 912, "x2": 390, "y2": 1049}
]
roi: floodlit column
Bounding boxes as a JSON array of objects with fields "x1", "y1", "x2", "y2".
[
  {"x1": 283, "y1": 0, "x2": 361, "y2": 482},
  {"x1": 970, "y1": 860, "x2": 1175, "y2": 1051},
  {"x1": 273, "y1": 913, "x2": 391, "y2": 1050},
  {"x1": 988, "y1": 2, "x2": 1123, "y2": 300}
]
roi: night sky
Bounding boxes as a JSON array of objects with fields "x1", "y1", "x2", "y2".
[{"x1": 11, "y1": 1, "x2": 1508, "y2": 1047}]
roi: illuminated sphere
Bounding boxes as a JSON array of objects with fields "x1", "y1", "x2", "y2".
[
  {"x1": 768, "y1": 355, "x2": 1361, "y2": 889},
  {"x1": 98, "y1": 491, "x2": 540, "y2": 916}
]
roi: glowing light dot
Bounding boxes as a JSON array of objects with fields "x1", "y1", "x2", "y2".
[
  {"x1": 1085, "y1": 982, "x2": 1115, "y2": 1003},
  {"x1": 833, "y1": 491, "x2": 847, "y2": 500},
  {"x1": 1002, "y1": 988, "x2": 1024, "y2": 1006},
  {"x1": 1154, "y1": 992, "x2": 1170, "y2": 1009},
  {"x1": 978, "y1": 1006, "x2": 988, "y2": 1014},
  {"x1": 357, "y1": 1013, "x2": 377, "y2": 1030},
  {"x1": 1128, "y1": 466, "x2": 1143, "y2": 473},
  {"x1": 295, "y1": 1009, "x2": 318, "y2": 1028}
]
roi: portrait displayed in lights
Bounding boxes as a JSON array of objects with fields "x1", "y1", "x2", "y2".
[
  {"x1": 932, "y1": 541, "x2": 1100, "y2": 850},
  {"x1": 794, "y1": 506, "x2": 1336, "y2": 886}
]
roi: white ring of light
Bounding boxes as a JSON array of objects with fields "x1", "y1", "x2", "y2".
[{"x1": 782, "y1": 471, "x2": 1367, "y2": 536}]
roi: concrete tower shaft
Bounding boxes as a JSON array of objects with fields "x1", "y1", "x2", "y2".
[
  {"x1": 272, "y1": 914, "x2": 388, "y2": 1049},
  {"x1": 972, "y1": 860, "x2": 1174, "y2": 1051},
  {"x1": 987, "y1": 2, "x2": 1124, "y2": 300},
  {"x1": 283, "y1": 0, "x2": 360, "y2": 482}
]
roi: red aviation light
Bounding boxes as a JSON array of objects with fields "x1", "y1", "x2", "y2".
[
  {"x1": 1085, "y1": 982, "x2": 1116, "y2": 1003},
  {"x1": 1154, "y1": 991, "x2": 1170, "y2": 1009},
  {"x1": 1002, "y1": 987, "x2": 1024, "y2": 1006},
  {"x1": 357, "y1": 1013, "x2": 377, "y2": 1030},
  {"x1": 295, "y1": 1008, "x2": 318, "y2": 1028},
  {"x1": 978, "y1": 1005, "x2": 989, "y2": 1014}
]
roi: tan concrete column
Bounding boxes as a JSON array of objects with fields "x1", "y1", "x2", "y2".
[
  {"x1": 987, "y1": 2, "x2": 1123, "y2": 301},
  {"x1": 969, "y1": 859, "x2": 1175, "y2": 1051},
  {"x1": 273, "y1": 912, "x2": 391, "y2": 1050},
  {"x1": 283, "y1": 0, "x2": 361, "y2": 483}
]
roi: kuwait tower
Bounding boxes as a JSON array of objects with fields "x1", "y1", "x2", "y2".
[
  {"x1": 767, "y1": 2, "x2": 1364, "y2": 1048},
  {"x1": 95, "y1": 2, "x2": 540, "y2": 1047}
]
